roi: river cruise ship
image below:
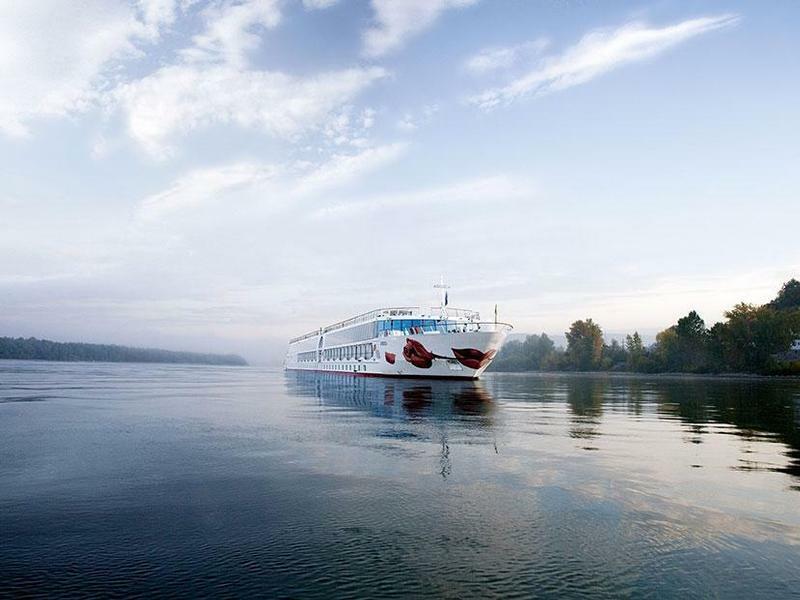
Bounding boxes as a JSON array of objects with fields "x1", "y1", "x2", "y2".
[{"x1": 285, "y1": 291, "x2": 512, "y2": 379}]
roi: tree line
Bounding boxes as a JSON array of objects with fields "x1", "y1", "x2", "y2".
[
  {"x1": 490, "y1": 279, "x2": 800, "y2": 375},
  {"x1": 0, "y1": 337, "x2": 248, "y2": 366}
]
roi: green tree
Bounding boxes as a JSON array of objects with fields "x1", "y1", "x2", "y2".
[
  {"x1": 715, "y1": 303, "x2": 800, "y2": 372},
  {"x1": 565, "y1": 319, "x2": 604, "y2": 370},
  {"x1": 490, "y1": 333, "x2": 558, "y2": 371},
  {"x1": 602, "y1": 339, "x2": 628, "y2": 370},
  {"x1": 625, "y1": 332, "x2": 646, "y2": 370},
  {"x1": 769, "y1": 278, "x2": 800, "y2": 311},
  {"x1": 523, "y1": 333, "x2": 556, "y2": 369},
  {"x1": 654, "y1": 311, "x2": 709, "y2": 372},
  {"x1": 675, "y1": 310, "x2": 709, "y2": 371},
  {"x1": 706, "y1": 322, "x2": 728, "y2": 372},
  {"x1": 654, "y1": 327, "x2": 680, "y2": 371}
]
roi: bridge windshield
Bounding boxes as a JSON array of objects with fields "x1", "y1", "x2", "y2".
[{"x1": 377, "y1": 319, "x2": 472, "y2": 335}]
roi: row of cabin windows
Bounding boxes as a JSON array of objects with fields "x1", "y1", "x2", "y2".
[
  {"x1": 297, "y1": 350, "x2": 317, "y2": 362},
  {"x1": 294, "y1": 361, "x2": 367, "y2": 372},
  {"x1": 322, "y1": 343, "x2": 375, "y2": 361},
  {"x1": 325, "y1": 364, "x2": 367, "y2": 371}
]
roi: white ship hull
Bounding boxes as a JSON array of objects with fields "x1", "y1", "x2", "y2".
[{"x1": 285, "y1": 306, "x2": 511, "y2": 380}]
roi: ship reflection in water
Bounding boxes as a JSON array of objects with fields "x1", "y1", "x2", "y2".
[
  {"x1": 287, "y1": 371, "x2": 495, "y2": 417},
  {"x1": 285, "y1": 372, "x2": 498, "y2": 477}
]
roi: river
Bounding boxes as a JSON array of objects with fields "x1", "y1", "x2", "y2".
[{"x1": 1, "y1": 361, "x2": 798, "y2": 598}]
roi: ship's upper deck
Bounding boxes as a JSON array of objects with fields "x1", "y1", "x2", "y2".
[{"x1": 289, "y1": 306, "x2": 481, "y2": 344}]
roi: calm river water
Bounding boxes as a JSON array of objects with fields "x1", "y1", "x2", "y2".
[{"x1": 1, "y1": 361, "x2": 799, "y2": 598}]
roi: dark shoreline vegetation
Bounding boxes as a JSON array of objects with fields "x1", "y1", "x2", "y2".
[
  {"x1": 0, "y1": 337, "x2": 247, "y2": 366},
  {"x1": 491, "y1": 278, "x2": 800, "y2": 376}
]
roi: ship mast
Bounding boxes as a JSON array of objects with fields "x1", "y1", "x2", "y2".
[{"x1": 434, "y1": 276, "x2": 450, "y2": 320}]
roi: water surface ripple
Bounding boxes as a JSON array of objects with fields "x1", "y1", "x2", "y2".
[{"x1": 1, "y1": 362, "x2": 799, "y2": 598}]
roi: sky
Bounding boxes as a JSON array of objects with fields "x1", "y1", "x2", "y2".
[{"x1": 1, "y1": 0, "x2": 798, "y2": 364}]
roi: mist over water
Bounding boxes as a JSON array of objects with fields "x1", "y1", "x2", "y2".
[{"x1": 1, "y1": 362, "x2": 799, "y2": 598}]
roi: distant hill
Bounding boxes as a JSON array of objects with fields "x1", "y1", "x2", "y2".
[{"x1": 0, "y1": 337, "x2": 247, "y2": 366}]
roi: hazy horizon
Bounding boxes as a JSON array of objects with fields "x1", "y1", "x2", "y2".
[{"x1": 2, "y1": 1, "x2": 798, "y2": 365}]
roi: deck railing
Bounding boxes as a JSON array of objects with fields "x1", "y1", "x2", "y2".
[{"x1": 288, "y1": 306, "x2": 484, "y2": 344}]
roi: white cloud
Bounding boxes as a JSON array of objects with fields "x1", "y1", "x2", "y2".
[
  {"x1": 137, "y1": 142, "x2": 406, "y2": 219},
  {"x1": 114, "y1": 64, "x2": 386, "y2": 158},
  {"x1": 0, "y1": 0, "x2": 386, "y2": 156},
  {"x1": 322, "y1": 106, "x2": 376, "y2": 147},
  {"x1": 395, "y1": 104, "x2": 439, "y2": 132},
  {"x1": 363, "y1": 0, "x2": 478, "y2": 58},
  {"x1": 396, "y1": 115, "x2": 417, "y2": 132},
  {"x1": 464, "y1": 39, "x2": 549, "y2": 74},
  {"x1": 0, "y1": 0, "x2": 175, "y2": 137},
  {"x1": 109, "y1": 0, "x2": 387, "y2": 157},
  {"x1": 292, "y1": 142, "x2": 408, "y2": 197},
  {"x1": 312, "y1": 174, "x2": 532, "y2": 219},
  {"x1": 138, "y1": 161, "x2": 280, "y2": 219},
  {"x1": 180, "y1": 0, "x2": 282, "y2": 66},
  {"x1": 469, "y1": 14, "x2": 739, "y2": 110},
  {"x1": 138, "y1": 0, "x2": 181, "y2": 34}
]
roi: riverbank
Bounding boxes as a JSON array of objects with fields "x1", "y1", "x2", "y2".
[
  {"x1": 488, "y1": 369, "x2": 800, "y2": 382},
  {"x1": 0, "y1": 337, "x2": 247, "y2": 366}
]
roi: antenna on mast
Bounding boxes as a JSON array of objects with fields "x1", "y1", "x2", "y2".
[{"x1": 434, "y1": 276, "x2": 450, "y2": 319}]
